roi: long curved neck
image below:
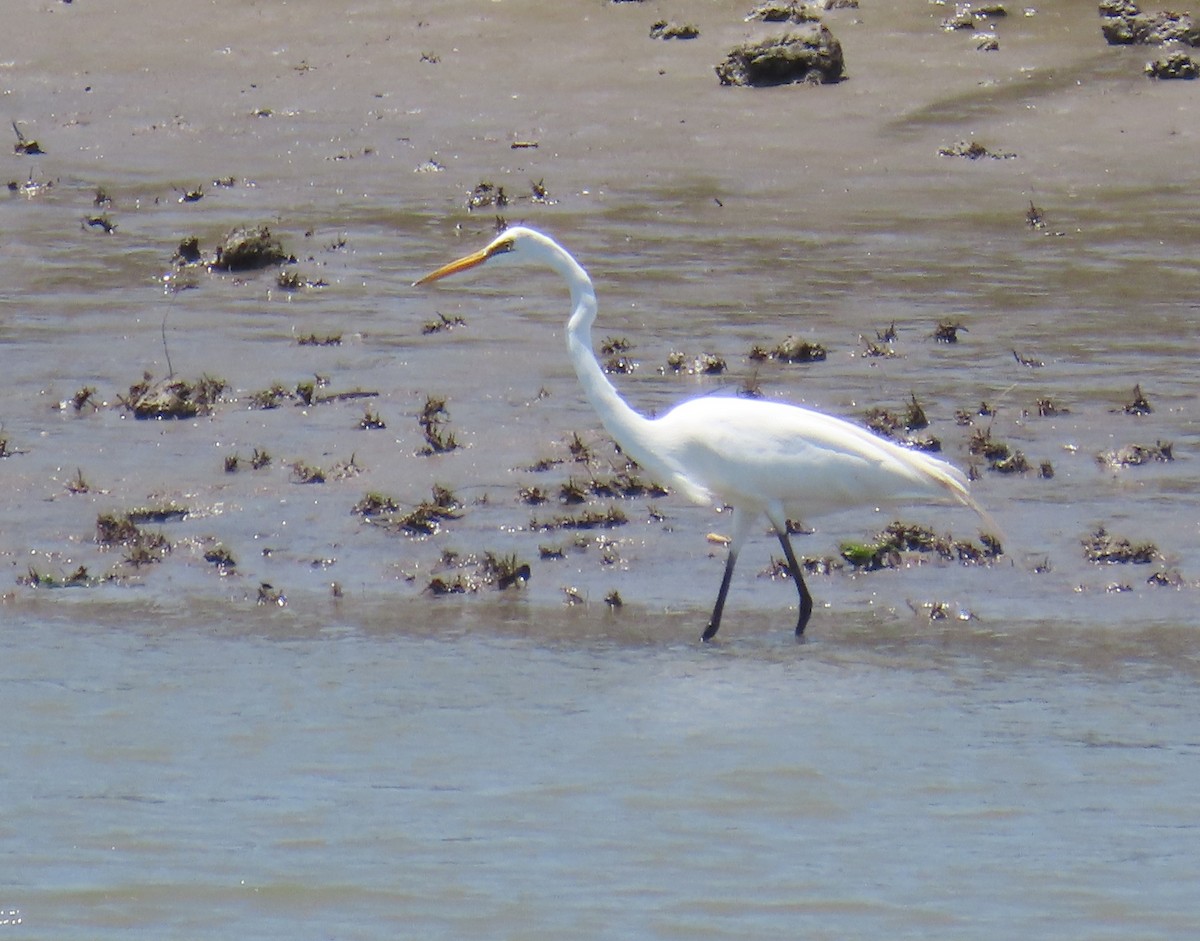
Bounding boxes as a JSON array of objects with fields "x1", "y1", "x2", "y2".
[{"x1": 552, "y1": 248, "x2": 658, "y2": 463}]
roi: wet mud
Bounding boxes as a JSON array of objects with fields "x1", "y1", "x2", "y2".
[{"x1": 2, "y1": 0, "x2": 1199, "y2": 643}]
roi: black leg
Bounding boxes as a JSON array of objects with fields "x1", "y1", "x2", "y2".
[
  {"x1": 774, "y1": 529, "x2": 814, "y2": 637},
  {"x1": 702, "y1": 547, "x2": 738, "y2": 642}
]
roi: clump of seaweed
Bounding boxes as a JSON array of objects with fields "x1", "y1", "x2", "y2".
[
  {"x1": 529, "y1": 179, "x2": 555, "y2": 204},
  {"x1": 933, "y1": 321, "x2": 966, "y2": 343},
  {"x1": 530, "y1": 505, "x2": 629, "y2": 531},
  {"x1": 6, "y1": 170, "x2": 53, "y2": 197},
  {"x1": 861, "y1": 334, "x2": 897, "y2": 358},
  {"x1": 203, "y1": 543, "x2": 237, "y2": 572},
  {"x1": 1100, "y1": 0, "x2": 1200, "y2": 45},
  {"x1": 291, "y1": 461, "x2": 326, "y2": 484},
  {"x1": 257, "y1": 583, "x2": 287, "y2": 606},
  {"x1": 423, "y1": 312, "x2": 467, "y2": 335},
  {"x1": 863, "y1": 395, "x2": 939, "y2": 451},
  {"x1": 19, "y1": 565, "x2": 103, "y2": 589},
  {"x1": 119, "y1": 372, "x2": 226, "y2": 420},
  {"x1": 95, "y1": 511, "x2": 171, "y2": 566},
  {"x1": 1098, "y1": 441, "x2": 1174, "y2": 468},
  {"x1": 358, "y1": 407, "x2": 386, "y2": 430},
  {"x1": 290, "y1": 454, "x2": 361, "y2": 485},
  {"x1": 1120, "y1": 384, "x2": 1153, "y2": 415},
  {"x1": 276, "y1": 271, "x2": 328, "y2": 291},
  {"x1": 968, "y1": 426, "x2": 1029, "y2": 473},
  {"x1": 354, "y1": 485, "x2": 462, "y2": 537},
  {"x1": 67, "y1": 386, "x2": 99, "y2": 412},
  {"x1": 567, "y1": 431, "x2": 594, "y2": 464},
  {"x1": 937, "y1": 140, "x2": 1016, "y2": 159},
  {"x1": 650, "y1": 20, "x2": 700, "y2": 38},
  {"x1": 418, "y1": 395, "x2": 460, "y2": 455},
  {"x1": 65, "y1": 468, "x2": 91, "y2": 494},
  {"x1": 665, "y1": 351, "x2": 727, "y2": 375},
  {"x1": 586, "y1": 471, "x2": 669, "y2": 499},
  {"x1": 1034, "y1": 397, "x2": 1068, "y2": 417},
  {"x1": 295, "y1": 332, "x2": 342, "y2": 346},
  {"x1": 426, "y1": 548, "x2": 531, "y2": 594},
  {"x1": 1146, "y1": 49, "x2": 1200, "y2": 78},
  {"x1": 480, "y1": 551, "x2": 532, "y2": 589},
  {"x1": 247, "y1": 379, "x2": 377, "y2": 410},
  {"x1": 83, "y1": 215, "x2": 117, "y2": 235},
  {"x1": 1083, "y1": 526, "x2": 1157, "y2": 564},
  {"x1": 839, "y1": 520, "x2": 1002, "y2": 571},
  {"x1": 467, "y1": 181, "x2": 507, "y2": 211},
  {"x1": 128, "y1": 503, "x2": 189, "y2": 524},
  {"x1": 248, "y1": 382, "x2": 293, "y2": 410},
  {"x1": 600, "y1": 336, "x2": 636, "y2": 374},
  {"x1": 745, "y1": 2, "x2": 823, "y2": 24},
  {"x1": 518, "y1": 486, "x2": 549, "y2": 505},
  {"x1": 750, "y1": 335, "x2": 827, "y2": 363},
  {"x1": 353, "y1": 492, "x2": 402, "y2": 518},
  {"x1": 11, "y1": 121, "x2": 43, "y2": 155}
]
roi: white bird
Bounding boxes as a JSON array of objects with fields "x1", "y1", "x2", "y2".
[{"x1": 416, "y1": 226, "x2": 993, "y2": 641}]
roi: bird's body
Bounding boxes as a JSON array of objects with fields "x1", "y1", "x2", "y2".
[
  {"x1": 616, "y1": 394, "x2": 973, "y2": 517},
  {"x1": 416, "y1": 226, "x2": 992, "y2": 640}
]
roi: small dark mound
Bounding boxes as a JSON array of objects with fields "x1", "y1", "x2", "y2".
[{"x1": 716, "y1": 27, "x2": 844, "y2": 86}]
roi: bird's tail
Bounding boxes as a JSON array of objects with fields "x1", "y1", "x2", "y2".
[{"x1": 932, "y1": 463, "x2": 1005, "y2": 545}]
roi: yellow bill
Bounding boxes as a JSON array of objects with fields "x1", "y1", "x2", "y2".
[{"x1": 413, "y1": 246, "x2": 492, "y2": 287}]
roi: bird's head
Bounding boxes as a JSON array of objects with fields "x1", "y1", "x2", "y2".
[{"x1": 414, "y1": 226, "x2": 546, "y2": 287}]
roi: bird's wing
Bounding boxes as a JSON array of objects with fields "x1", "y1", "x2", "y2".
[{"x1": 652, "y1": 396, "x2": 994, "y2": 526}]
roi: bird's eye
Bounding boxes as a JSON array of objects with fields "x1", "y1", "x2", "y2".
[{"x1": 489, "y1": 238, "x2": 515, "y2": 257}]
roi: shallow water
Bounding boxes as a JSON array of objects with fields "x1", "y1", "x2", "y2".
[{"x1": 3, "y1": 0, "x2": 1199, "y2": 937}]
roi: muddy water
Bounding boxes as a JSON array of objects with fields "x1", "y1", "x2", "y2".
[{"x1": 2, "y1": 0, "x2": 1199, "y2": 937}]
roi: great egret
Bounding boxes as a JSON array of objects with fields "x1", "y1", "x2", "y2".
[{"x1": 416, "y1": 226, "x2": 992, "y2": 641}]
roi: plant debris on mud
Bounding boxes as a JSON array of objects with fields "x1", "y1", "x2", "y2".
[
  {"x1": 863, "y1": 395, "x2": 941, "y2": 452},
  {"x1": 1097, "y1": 441, "x2": 1174, "y2": 467},
  {"x1": 1083, "y1": 526, "x2": 1157, "y2": 564},
  {"x1": 423, "y1": 312, "x2": 467, "y2": 335},
  {"x1": 11, "y1": 121, "x2": 43, "y2": 155},
  {"x1": 934, "y1": 321, "x2": 968, "y2": 343},
  {"x1": 835, "y1": 520, "x2": 1003, "y2": 572},
  {"x1": 968, "y1": 426, "x2": 1031, "y2": 474},
  {"x1": 745, "y1": 2, "x2": 824, "y2": 24},
  {"x1": 417, "y1": 395, "x2": 460, "y2": 455},
  {"x1": 650, "y1": 20, "x2": 700, "y2": 39},
  {"x1": 664, "y1": 351, "x2": 727, "y2": 375},
  {"x1": 1145, "y1": 49, "x2": 1199, "y2": 77},
  {"x1": 938, "y1": 140, "x2": 1016, "y2": 159},
  {"x1": 1100, "y1": 0, "x2": 1200, "y2": 46},
  {"x1": 19, "y1": 565, "x2": 106, "y2": 589},
  {"x1": 467, "y1": 181, "x2": 507, "y2": 211},
  {"x1": 750, "y1": 335, "x2": 828, "y2": 363},
  {"x1": 96, "y1": 511, "x2": 172, "y2": 567},
  {"x1": 119, "y1": 373, "x2": 226, "y2": 419},
  {"x1": 426, "y1": 550, "x2": 531, "y2": 595},
  {"x1": 290, "y1": 454, "x2": 362, "y2": 484},
  {"x1": 1120, "y1": 384, "x2": 1153, "y2": 415},
  {"x1": 354, "y1": 485, "x2": 462, "y2": 537},
  {"x1": 530, "y1": 505, "x2": 629, "y2": 531}
]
